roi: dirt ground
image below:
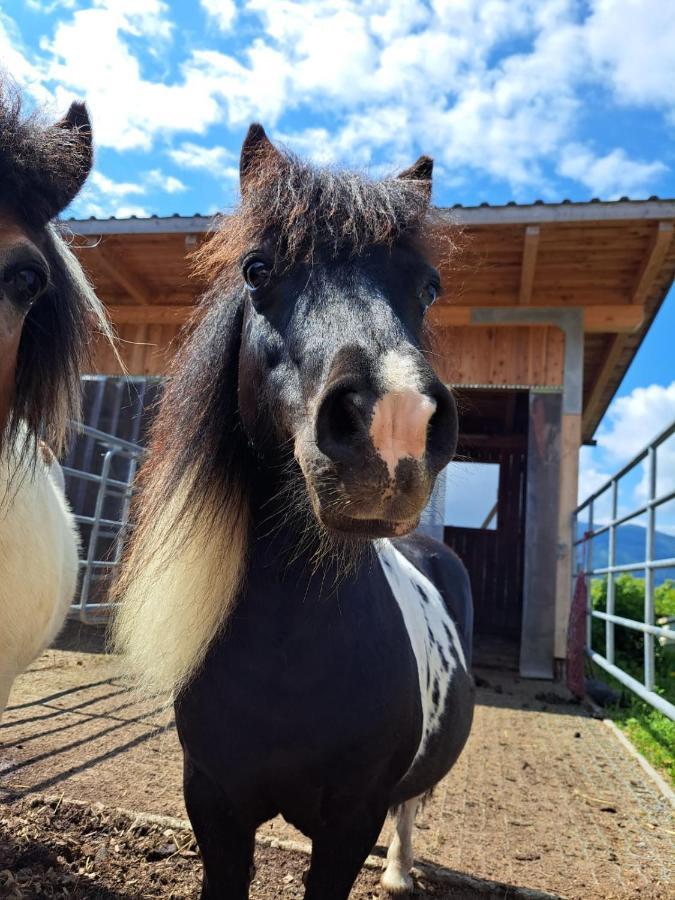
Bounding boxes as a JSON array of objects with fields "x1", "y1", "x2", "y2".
[
  {"x1": 1, "y1": 797, "x2": 481, "y2": 900},
  {"x1": 1, "y1": 621, "x2": 673, "y2": 900}
]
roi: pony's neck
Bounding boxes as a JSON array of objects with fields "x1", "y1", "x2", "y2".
[{"x1": 244, "y1": 455, "x2": 373, "y2": 584}]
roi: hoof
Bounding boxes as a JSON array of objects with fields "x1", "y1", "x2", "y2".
[{"x1": 380, "y1": 865, "x2": 414, "y2": 895}]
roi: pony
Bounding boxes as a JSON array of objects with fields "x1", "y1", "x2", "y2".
[
  {"x1": 0, "y1": 80, "x2": 109, "y2": 719},
  {"x1": 112, "y1": 125, "x2": 475, "y2": 899}
]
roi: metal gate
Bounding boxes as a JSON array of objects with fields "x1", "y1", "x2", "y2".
[
  {"x1": 573, "y1": 419, "x2": 675, "y2": 720},
  {"x1": 63, "y1": 422, "x2": 144, "y2": 623}
]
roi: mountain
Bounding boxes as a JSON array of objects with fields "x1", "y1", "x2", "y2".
[{"x1": 576, "y1": 522, "x2": 675, "y2": 585}]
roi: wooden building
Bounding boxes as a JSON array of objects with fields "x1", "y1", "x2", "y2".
[{"x1": 66, "y1": 198, "x2": 675, "y2": 677}]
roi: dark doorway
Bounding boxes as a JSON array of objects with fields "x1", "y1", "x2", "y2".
[{"x1": 443, "y1": 389, "x2": 529, "y2": 669}]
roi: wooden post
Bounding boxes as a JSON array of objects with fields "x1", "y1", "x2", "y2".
[
  {"x1": 554, "y1": 412, "x2": 582, "y2": 661},
  {"x1": 520, "y1": 391, "x2": 562, "y2": 678}
]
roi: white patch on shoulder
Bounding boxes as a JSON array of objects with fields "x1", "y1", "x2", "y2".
[{"x1": 377, "y1": 539, "x2": 466, "y2": 766}]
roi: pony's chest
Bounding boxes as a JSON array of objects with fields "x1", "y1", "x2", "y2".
[
  {"x1": 181, "y1": 557, "x2": 423, "y2": 759},
  {"x1": 376, "y1": 540, "x2": 466, "y2": 763}
]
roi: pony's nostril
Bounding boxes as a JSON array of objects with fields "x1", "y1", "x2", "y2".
[
  {"x1": 425, "y1": 383, "x2": 458, "y2": 469},
  {"x1": 316, "y1": 386, "x2": 372, "y2": 459},
  {"x1": 333, "y1": 391, "x2": 362, "y2": 439}
]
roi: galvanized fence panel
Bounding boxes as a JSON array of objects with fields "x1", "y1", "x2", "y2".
[
  {"x1": 59, "y1": 376, "x2": 162, "y2": 622},
  {"x1": 573, "y1": 420, "x2": 675, "y2": 720},
  {"x1": 63, "y1": 422, "x2": 145, "y2": 624}
]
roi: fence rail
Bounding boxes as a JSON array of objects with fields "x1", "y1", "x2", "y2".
[
  {"x1": 63, "y1": 422, "x2": 145, "y2": 624},
  {"x1": 573, "y1": 419, "x2": 675, "y2": 721}
]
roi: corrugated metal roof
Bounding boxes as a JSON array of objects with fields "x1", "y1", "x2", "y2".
[{"x1": 62, "y1": 197, "x2": 675, "y2": 235}]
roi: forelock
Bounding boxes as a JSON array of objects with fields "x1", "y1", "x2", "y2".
[{"x1": 193, "y1": 149, "x2": 433, "y2": 283}]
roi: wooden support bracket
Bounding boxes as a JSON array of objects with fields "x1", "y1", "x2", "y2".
[
  {"x1": 92, "y1": 243, "x2": 154, "y2": 305},
  {"x1": 519, "y1": 225, "x2": 540, "y2": 305}
]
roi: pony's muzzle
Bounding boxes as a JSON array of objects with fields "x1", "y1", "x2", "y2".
[
  {"x1": 315, "y1": 376, "x2": 456, "y2": 477},
  {"x1": 309, "y1": 374, "x2": 457, "y2": 536}
]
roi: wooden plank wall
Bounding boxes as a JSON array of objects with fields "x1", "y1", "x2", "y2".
[
  {"x1": 93, "y1": 320, "x2": 566, "y2": 390},
  {"x1": 94, "y1": 323, "x2": 183, "y2": 375},
  {"x1": 432, "y1": 325, "x2": 564, "y2": 387}
]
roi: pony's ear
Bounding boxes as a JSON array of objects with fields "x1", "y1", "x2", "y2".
[
  {"x1": 397, "y1": 155, "x2": 433, "y2": 201},
  {"x1": 239, "y1": 123, "x2": 282, "y2": 193},
  {"x1": 38, "y1": 101, "x2": 94, "y2": 221}
]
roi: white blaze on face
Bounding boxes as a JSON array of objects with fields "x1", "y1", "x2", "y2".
[{"x1": 370, "y1": 350, "x2": 436, "y2": 479}]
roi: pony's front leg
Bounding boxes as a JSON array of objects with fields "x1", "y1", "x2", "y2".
[
  {"x1": 381, "y1": 796, "x2": 420, "y2": 894},
  {"x1": 303, "y1": 798, "x2": 389, "y2": 900},
  {"x1": 183, "y1": 759, "x2": 255, "y2": 900}
]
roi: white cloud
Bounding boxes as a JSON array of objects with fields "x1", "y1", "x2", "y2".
[
  {"x1": 200, "y1": 0, "x2": 237, "y2": 33},
  {"x1": 0, "y1": 13, "x2": 54, "y2": 105},
  {"x1": 25, "y1": 0, "x2": 78, "y2": 12},
  {"x1": 146, "y1": 169, "x2": 186, "y2": 193},
  {"x1": 89, "y1": 171, "x2": 145, "y2": 198},
  {"x1": 585, "y1": 0, "x2": 675, "y2": 115},
  {"x1": 1, "y1": 0, "x2": 672, "y2": 198},
  {"x1": 558, "y1": 144, "x2": 667, "y2": 198},
  {"x1": 43, "y1": 1, "x2": 218, "y2": 150},
  {"x1": 72, "y1": 166, "x2": 187, "y2": 217},
  {"x1": 113, "y1": 204, "x2": 151, "y2": 218},
  {"x1": 580, "y1": 383, "x2": 675, "y2": 533},
  {"x1": 596, "y1": 383, "x2": 675, "y2": 465},
  {"x1": 167, "y1": 142, "x2": 238, "y2": 179}
]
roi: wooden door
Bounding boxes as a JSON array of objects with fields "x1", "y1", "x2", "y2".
[{"x1": 444, "y1": 444, "x2": 527, "y2": 645}]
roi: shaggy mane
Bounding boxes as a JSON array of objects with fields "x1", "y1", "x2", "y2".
[
  {"x1": 0, "y1": 77, "x2": 91, "y2": 225},
  {"x1": 0, "y1": 76, "x2": 113, "y2": 462},
  {"x1": 111, "y1": 139, "x2": 449, "y2": 700},
  {"x1": 193, "y1": 147, "x2": 433, "y2": 283}
]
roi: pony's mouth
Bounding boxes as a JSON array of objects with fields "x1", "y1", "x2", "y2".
[{"x1": 319, "y1": 511, "x2": 419, "y2": 539}]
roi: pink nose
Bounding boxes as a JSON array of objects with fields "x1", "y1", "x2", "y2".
[{"x1": 369, "y1": 390, "x2": 437, "y2": 479}]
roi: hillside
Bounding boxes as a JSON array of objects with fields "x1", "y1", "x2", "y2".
[{"x1": 577, "y1": 522, "x2": 675, "y2": 585}]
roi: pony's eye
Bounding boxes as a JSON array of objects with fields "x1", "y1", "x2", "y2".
[
  {"x1": 3, "y1": 265, "x2": 47, "y2": 308},
  {"x1": 243, "y1": 259, "x2": 271, "y2": 291},
  {"x1": 419, "y1": 281, "x2": 439, "y2": 310}
]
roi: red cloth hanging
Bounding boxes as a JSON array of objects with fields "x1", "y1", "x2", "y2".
[{"x1": 567, "y1": 566, "x2": 587, "y2": 698}]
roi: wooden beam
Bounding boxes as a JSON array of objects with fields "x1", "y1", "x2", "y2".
[
  {"x1": 630, "y1": 221, "x2": 673, "y2": 305},
  {"x1": 431, "y1": 304, "x2": 643, "y2": 333},
  {"x1": 583, "y1": 306, "x2": 644, "y2": 333},
  {"x1": 519, "y1": 225, "x2": 540, "y2": 305},
  {"x1": 92, "y1": 243, "x2": 154, "y2": 305},
  {"x1": 108, "y1": 304, "x2": 193, "y2": 325},
  {"x1": 428, "y1": 306, "x2": 471, "y2": 328},
  {"x1": 582, "y1": 334, "x2": 627, "y2": 434}
]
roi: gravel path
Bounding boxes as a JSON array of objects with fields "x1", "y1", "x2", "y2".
[{"x1": 1, "y1": 625, "x2": 672, "y2": 899}]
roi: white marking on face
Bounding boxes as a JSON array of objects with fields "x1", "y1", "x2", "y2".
[
  {"x1": 379, "y1": 349, "x2": 423, "y2": 394},
  {"x1": 369, "y1": 390, "x2": 436, "y2": 479},
  {"x1": 377, "y1": 539, "x2": 466, "y2": 768}
]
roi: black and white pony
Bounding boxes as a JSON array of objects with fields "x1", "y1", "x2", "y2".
[
  {"x1": 0, "y1": 80, "x2": 109, "y2": 719},
  {"x1": 112, "y1": 126, "x2": 474, "y2": 899}
]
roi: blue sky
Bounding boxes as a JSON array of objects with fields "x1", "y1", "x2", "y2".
[{"x1": 2, "y1": 0, "x2": 674, "y2": 521}]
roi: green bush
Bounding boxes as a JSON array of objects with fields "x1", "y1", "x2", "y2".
[
  {"x1": 590, "y1": 575, "x2": 675, "y2": 694},
  {"x1": 589, "y1": 575, "x2": 675, "y2": 785}
]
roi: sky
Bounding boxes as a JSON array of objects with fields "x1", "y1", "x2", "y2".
[{"x1": 1, "y1": 0, "x2": 674, "y2": 529}]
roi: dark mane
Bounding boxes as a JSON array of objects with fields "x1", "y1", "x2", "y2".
[
  {"x1": 111, "y1": 135, "x2": 455, "y2": 696},
  {"x1": 194, "y1": 147, "x2": 434, "y2": 282},
  {"x1": 0, "y1": 76, "x2": 112, "y2": 459},
  {"x1": 0, "y1": 78, "x2": 91, "y2": 226}
]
